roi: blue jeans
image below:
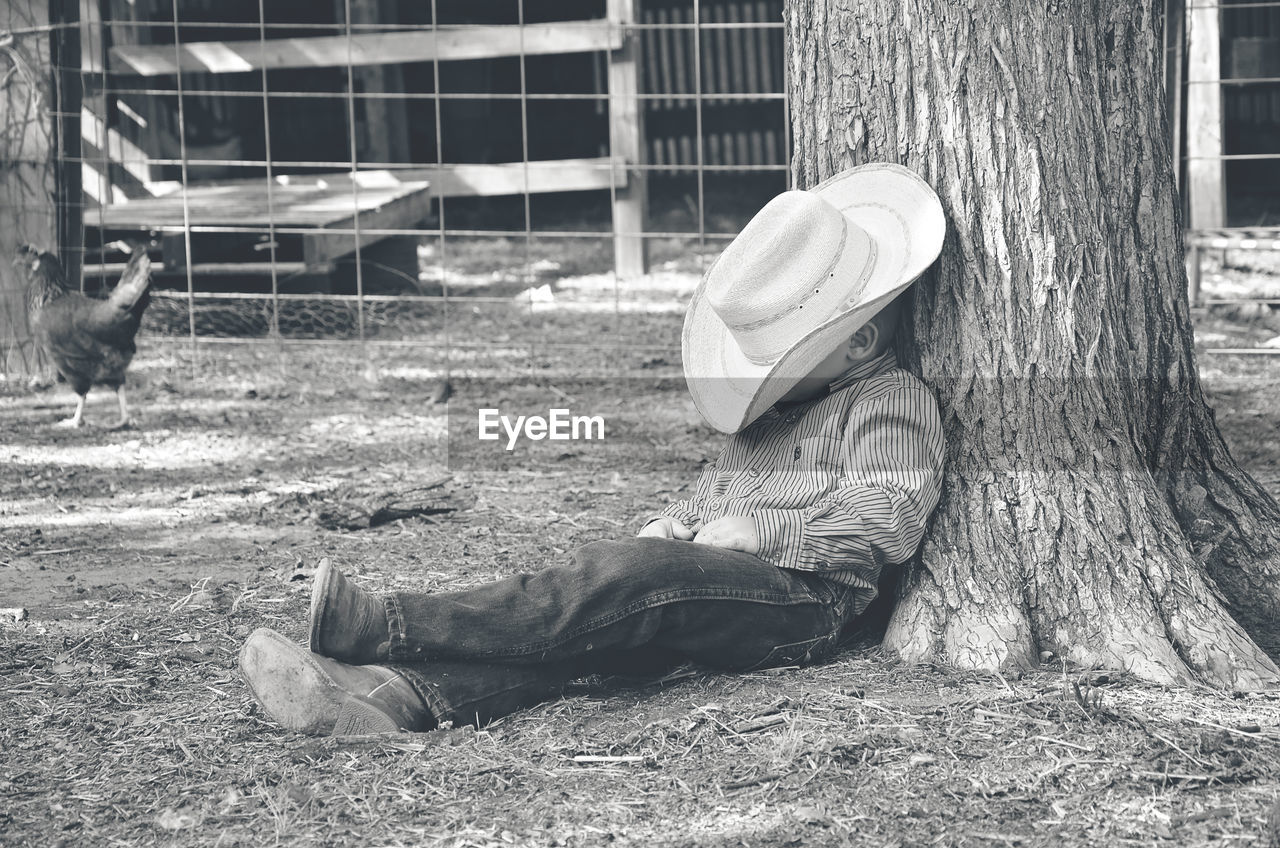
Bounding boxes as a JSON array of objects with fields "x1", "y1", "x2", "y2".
[{"x1": 385, "y1": 537, "x2": 861, "y2": 728}]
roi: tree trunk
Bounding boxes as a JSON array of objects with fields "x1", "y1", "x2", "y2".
[
  {"x1": 784, "y1": 0, "x2": 1280, "y2": 689},
  {"x1": 0, "y1": 0, "x2": 58, "y2": 375}
]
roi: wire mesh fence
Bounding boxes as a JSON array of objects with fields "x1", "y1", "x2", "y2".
[
  {"x1": 2, "y1": 0, "x2": 792, "y2": 376},
  {"x1": 3, "y1": 0, "x2": 1280, "y2": 374}
]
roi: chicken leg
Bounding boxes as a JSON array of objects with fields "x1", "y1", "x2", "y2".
[
  {"x1": 110, "y1": 386, "x2": 131, "y2": 430},
  {"x1": 57, "y1": 394, "x2": 86, "y2": 428}
]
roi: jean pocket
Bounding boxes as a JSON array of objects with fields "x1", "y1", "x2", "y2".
[{"x1": 743, "y1": 630, "x2": 840, "y2": 672}]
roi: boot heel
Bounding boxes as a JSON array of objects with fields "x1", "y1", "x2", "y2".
[{"x1": 333, "y1": 698, "x2": 401, "y2": 736}]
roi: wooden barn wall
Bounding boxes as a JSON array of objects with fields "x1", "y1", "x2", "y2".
[
  {"x1": 639, "y1": 0, "x2": 786, "y2": 173},
  {"x1": 1221, "y1": 0, "x2": 1280, "y2": 199}
]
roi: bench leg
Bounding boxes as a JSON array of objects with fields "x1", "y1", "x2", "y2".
[{"x1": 329, "y1": 235, "x2": 425, "y2": 296}]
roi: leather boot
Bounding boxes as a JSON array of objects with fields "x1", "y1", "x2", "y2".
[
  {"x1": 309, "y1": 558, "x2": 391, "y2": 663},
  {"x1": 240, "y1": 628, "x2": 432, "y2": 735}
]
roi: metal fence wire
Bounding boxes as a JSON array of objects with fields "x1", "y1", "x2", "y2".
[
  {"x1": 2, "y1": 0, "x2": 1280, "y2": 375},
  {"x1": 0, "y1": 0, "x2": 791, "y2": 374}
]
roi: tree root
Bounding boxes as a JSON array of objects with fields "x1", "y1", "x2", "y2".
[
  {"x1": 1169, "y1": 466, "x2": 1280, "y2": 662},
  {"x1": 883, "y1": 469, "x2": 1280, "y2": 691},
  {"x1": 884, "y1": 547, "x2": 1036, "y2": 672}
]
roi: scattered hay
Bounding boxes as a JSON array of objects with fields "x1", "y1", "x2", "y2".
[
  {"x1": 5, "y1": 582, "x2": 1278, "y2": 846},
  {"x1": 2, "y1": 330, "x2": 1279, "y2": 846}
]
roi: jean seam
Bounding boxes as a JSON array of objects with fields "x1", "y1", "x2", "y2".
[
  {"x1": 465, "y1": 585, "x2": 830, "y2": 661},
  {"x1": 385, "y1": 594, "x2": 409, "y2": 661},
  {"x1": 742, "y1": 631, "x2": 834, "y2": 672},
  {"x1": 435, "y1": 676, "x2": 569, "y2": 729},
  {"x1": 395, "y1": 666, "x2": 451, "y2": 725}
]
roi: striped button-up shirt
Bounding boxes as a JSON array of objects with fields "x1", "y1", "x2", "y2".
[{"x1": 658, "y1": 350, "x2": 944, "y2": 604}]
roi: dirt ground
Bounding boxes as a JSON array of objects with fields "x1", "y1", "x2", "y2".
[{"x1": 3, "y1": 257, "x2": 1280, "y2": 846}]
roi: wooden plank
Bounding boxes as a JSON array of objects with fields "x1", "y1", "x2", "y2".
[
  {"x1": 97, "y1": 160, "x2": 623, "y2": 234},
  {"x1": 656, "y1": 6, "x2": 673, "y2": 110},
  {"x1": 671, "y1": 5, "x2": 690, "y2": 106},
  {"x1": 81, "y1": 103, "x2": 177, "y2": 197},
  {"x1": 757, "y1": 1, "x2": 775, "y2": 94},
  {"x1": 641, "y1": 6, "x2": 659, "y2": 108},
  {"x1": 1186, "y1": 229, "x2": 1280, "y2": 249},
  {"x1": 714, "y1": 3, "x2": 731, "y2": 98},
  {"x1": 303, "y1": 183, "x2": 434, "y2": 267},
  {"x1": 99, "y1": 173, "x2": 432, "y2": 229},
  {"x1": 105, "y1": 0, "x2": 168, "y2": 189},
  {"x1": 727, "y1": 3, "x2": 744, "y2": 98},
  {"x1": 110, "y1": 20, "x2": 623, "y2": 77},
  {"x1": 344, "y1": 0, "x2": 409, "y2": 166},
  {"x1": 85, "y1": 260, "x2": 323, "y2": 276},
  {"x1": 412, "y1": 158, "x2": 625, "y2": 198},
  {"x1": 608, "y1": 0, "x2": 648, "y2": 279},
  {"x1": 741, "y1": 2, "x2": 761, "y2": 95},
  {"x1": 160, "y1": 232, "x2": 189, "y2": 270},
  {"x1": 1229, "y1": 37, "x2": 1280, "y2": 79},
  {"x1": 1186, "y1": 3, "x2": 1225, "y2": 229}
]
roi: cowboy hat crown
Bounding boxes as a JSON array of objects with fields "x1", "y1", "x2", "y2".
[
  {"x1": 704, "y1": 190, "x2": 876, "y2": 367},
  {"x1": 682, "y1": 162, "x2": 946, "y2": 434}
]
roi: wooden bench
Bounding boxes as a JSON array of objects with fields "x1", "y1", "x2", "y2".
[
  {"x1": 89, "y1": 170, "x2": 432, "y2": 293},
  {"x1": 86, "y1": 159, "x2": 628, "y2": 293}
]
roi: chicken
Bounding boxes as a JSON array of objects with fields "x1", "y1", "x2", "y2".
[{"x1": 17, "y1": 244, "x2": 152, "y2": 428}]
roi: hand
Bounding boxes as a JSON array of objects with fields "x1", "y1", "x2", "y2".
[
  {"x1": 691, "y1": 516, "x2": 759, "y2": 554},
  {"x1": 637, "y1": 516, "x2": 695, "y2": 540}
]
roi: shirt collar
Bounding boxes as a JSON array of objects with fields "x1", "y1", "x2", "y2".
[
  {"x1": 827, "y1": 349, "x2": 898, "y2": 393},
  {"x1": 761, "y1": 349, "x2": 899, "y2": 423}
]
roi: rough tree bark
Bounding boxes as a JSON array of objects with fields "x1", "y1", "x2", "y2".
[
  {"x1": 785, "y1": 0, "x2": 1280, "y2": 689},
  {"x1": 0, "y1": 1, "x2": 58, "y2": 375}
]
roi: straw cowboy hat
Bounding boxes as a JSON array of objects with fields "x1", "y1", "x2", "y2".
[{"x1": 682, "y1": 162, "x2": 946, "y2": 434}]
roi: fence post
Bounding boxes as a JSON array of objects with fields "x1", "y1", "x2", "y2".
[
  {"x1": 346, "y1": 0, "x2": 409, "y2": 166},
  {"x1": 608, "y1": 0, "x2": 648, "y2": 280},
  {"x1": 0, "y1": 0, "x2": 58, "y2": 375},
  {"x1": 51, "y1": 0, "x2": 83, "y2": 290},
  {"x1": 1186, "y1": 1, "x2": 1224, "y2": 230}
]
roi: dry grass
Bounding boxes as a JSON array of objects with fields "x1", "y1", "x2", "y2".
[
  {"x1": 4, "y1": 584, "x2": 1279, "y2": 846},
  {"x1": 3, "y1": 275, "x2": 1280, "y2": 846}
]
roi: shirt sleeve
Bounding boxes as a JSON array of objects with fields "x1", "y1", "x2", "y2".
[
  {"x1": 750, "y1": 383, "x2": 945, "y2": 574},
  {"x1": 644, "y1": 453, "x2": 718, "y2": 531}
]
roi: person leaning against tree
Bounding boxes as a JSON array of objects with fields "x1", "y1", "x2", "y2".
[{"x1": 238, "y1": 162, "x2": 948, "y2": 734}]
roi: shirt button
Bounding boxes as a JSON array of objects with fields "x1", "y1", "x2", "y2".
[
  {"x1": 793, "y1": 446, "x2": 802, "y2": 461},
  {"x1": 748, "y1": 467, "x2": 760, "y2": 478}
]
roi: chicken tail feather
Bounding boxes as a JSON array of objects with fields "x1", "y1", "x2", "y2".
[{"x1": 106, "y1": 247, "x2": 152, "y2": 316}]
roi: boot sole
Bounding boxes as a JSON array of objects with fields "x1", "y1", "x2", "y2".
[{"x1": 240, "y1": 628, "x2": 402, "y2": 736}]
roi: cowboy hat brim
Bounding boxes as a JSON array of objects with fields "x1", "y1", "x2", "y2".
[{"x1": 682, "y1": 163, "x2": 946, "y2": 434}]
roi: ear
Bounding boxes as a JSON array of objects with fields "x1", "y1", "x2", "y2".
[{"x1": 847, "y1": 321, "x2": 880, "y2": 359}]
